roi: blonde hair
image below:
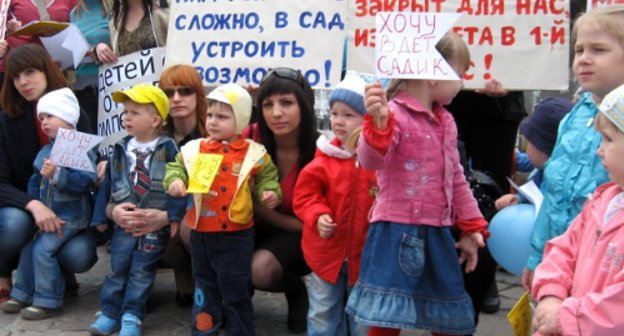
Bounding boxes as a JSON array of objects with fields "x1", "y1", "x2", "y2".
[
  {"x1": 73, "y1": 0, "x2": 111, "y2": 18},
  {"x1": 572, "y1": 5, "x2": 624, "y2": 47},
  {"x1": 385, "y1": 31, "x2": 470, "y2": 100}
]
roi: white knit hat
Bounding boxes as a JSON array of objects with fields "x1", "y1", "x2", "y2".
[
  {"x1": 328, "y1": 74, "x2": 367, "y2": 115},
  {"x1": 600, "y1": 84, "x2": 624, "y2": 133},
  {"x1": 37, "y1": 88, "x2": 80, "y2": 128},
  {"x1": 207, "y1": 83, "x2": 253, "y2": 134}
]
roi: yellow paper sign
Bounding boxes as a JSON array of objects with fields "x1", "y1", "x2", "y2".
[
  {"x1": 187, "y1": 153, "x2": 223, "y2": 193},
  {"x1": 507, "y1": 291, "x2": 532, "y2": 336}
]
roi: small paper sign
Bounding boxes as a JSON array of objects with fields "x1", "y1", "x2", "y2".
[
  {"x1": 49, "y1": 128, "x2": 103, "y2": 172},
  {"x1": 187, "y1": 153, "x2": 224, "y2": 193},
  {"x1": 507, "y1": 291, "x2": 532, "y2": 336},
  {"x1": 375, "y1": 12, "x2": 461, "y2": 80}
]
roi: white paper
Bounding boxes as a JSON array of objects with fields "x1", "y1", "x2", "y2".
[
  {"x1": 50, "y1": 128, "x2": 103, "y2": 172},
  {"x1": 508, "y1": 177, "x2": 543, "y2": 219},
  {"x1": 41, "y1": 24, "x2": 89, "y2": 70}
]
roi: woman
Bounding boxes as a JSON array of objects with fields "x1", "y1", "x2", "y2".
[
  {"x1": 248, "y1": 67, "x2": 319, "y2": 333},
  {"x1": 0, "y1": 44, "x2": 98, "y2": 303},
  {"x1": 92, "y1": 0, "x2": 168, "y2": 62}
]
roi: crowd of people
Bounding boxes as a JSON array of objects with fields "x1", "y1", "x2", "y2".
[{"x1": 0, "y1": 2, "x2": 623, "y2": 336}]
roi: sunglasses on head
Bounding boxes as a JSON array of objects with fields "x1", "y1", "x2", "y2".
[
  {"x1": 162, "y1": 86, "x2": 195, "y2": 98},
  {"x1": 261, "y1": 67, "x2": 305, "y2": 87}
]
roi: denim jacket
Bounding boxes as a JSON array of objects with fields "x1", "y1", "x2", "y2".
[
  {"x1": 27, "y1": 142, "x2": 97, "y2": 230},
  {"x1": 91, "y1": 136, "x2": 186, "y2": 226}
]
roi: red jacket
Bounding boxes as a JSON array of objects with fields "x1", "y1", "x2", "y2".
[{"x1": 294, "y1": 136, "x2": 377, "y2": 285}]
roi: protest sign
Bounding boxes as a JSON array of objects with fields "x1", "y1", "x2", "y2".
[
  {"x1": 166, "y1": 0, "x2": 347, "y2": 88},
  {"x1": 41, "y1": 24, "x2": 90, "y2": 70},
  {"x1": 375, "y1": 12, "x2": 461, "y2": 79},
  {"x1": 50, "y1": 128, "x2": 103, "y2": 172},
  {"x1": 187, "y1": 154, "x2": 224, "y2": 193},
  {"x1": 347, "y1": 0, "x2": 570, "y2": 90},
  {"x1": 97, "y1": 47, "x2": 166, "y2": 156}
]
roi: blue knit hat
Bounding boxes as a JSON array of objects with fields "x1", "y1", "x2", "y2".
[
  {"x1": 328, "y1": 74, "x2": 366, "y2": 115},
  {"x1": 520, "y1": 97, "x2": 573, "y2": 156}
]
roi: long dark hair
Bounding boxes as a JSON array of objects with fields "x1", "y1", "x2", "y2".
[
  {"x1": 256, "y1": 71, "x2": 319, "y2": 172},
  {"x1": 0, "y1": 44, "x2": 68, "y2": 118},
  {"x1": 112, "y1": 0, "x2": 151, "y2": 29}
]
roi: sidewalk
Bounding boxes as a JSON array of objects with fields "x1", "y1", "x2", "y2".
[{"x1": 0, "y1": 246, "x2": 524, "y2": 335}]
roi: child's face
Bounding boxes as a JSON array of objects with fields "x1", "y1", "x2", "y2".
[
  {"x1": 596, "y1": 118, "x2": 624, "y2": 187},
  {"x1": 432, "y1": 60, "x2": 465, "y2": 106},
  {"x1": 38, "y1": 113, "x2": 73, "y2": 139},
  {"x1": 206, "y1": 104, "x2": 237, "y2": 142},
  {"x1": 573, "y1": 23, "x2": 624, "y2": 102},
  {"x1": 330, "y1": 102, "x2": 364, "y2": 144},
  {"x1": 122, "y1": 100, "x2": 162, "y2": 142},
  {"x1": 525, "y1": 142, "x2": 549, "y2": 170}
]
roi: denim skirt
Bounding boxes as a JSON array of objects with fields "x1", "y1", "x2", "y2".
[{"x1": 345, "y1": 221, "x2": 475, "y2": 334}]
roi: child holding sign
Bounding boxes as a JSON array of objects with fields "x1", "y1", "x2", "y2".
[
  {"x1": 293, "y1": 74, "x2": 375, "y2": 336},
  {"x1": 345, "y1": 31, "x2": 488, "y2": 336},
  {"x1": 164, "y1": 83, "x2": 281, "y2": 336},
  {"x1": 0, "y1": 88, "x2": 96, "y2": 320},
  {"x1": 89, "y1": 84, "x2": 186, "y2": 336},
  {"x1": 531, "y1": 84, "x2": 624, "y2": 336}
]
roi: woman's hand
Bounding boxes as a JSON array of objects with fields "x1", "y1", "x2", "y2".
[
  {"x1": 25, "y1": 199, "x2": 65, "y2": 239},
  {"x1": 476, "y1": 78, "x2": 508, "y2": 97},
  {"x1": 522, "y1": 268, "x2": 534, "y2": 291},
  {"x1": 0, "y1": 40, "x2": 7, "y2": 58},
  {"x1": 130, "y1": 208, "x2": 169, "y2": 237},
  {"x1": 96, "y1": 161, "x2": 107, "y2": 187},
  {"x1": 94, "y1": 43, "x2": 118, "y2": 64},
  {"x1": 456, "y1": 232, "x2": 485, "y2": 273},
  {"x1": 6, "y1": 18, "x2": 22, "y2": 34},
  {"x1": 365, "y1": 81, "x2": 389, "y2": 129}
]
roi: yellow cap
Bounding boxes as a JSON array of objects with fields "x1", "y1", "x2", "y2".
[{"x1": 112, "y1": 83, "x2": 169, "y2": 120}]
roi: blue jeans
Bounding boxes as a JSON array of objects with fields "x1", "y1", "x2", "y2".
[
  {"x1": 100, "y1": 225, "x2": 169, "y2": 321},
  {"x1": 307, "y1": 264, "x2": 369, "y2": 336},
  {"x1": 0, "y1": 207, "x2": 97, "y2": 278},
  {"x1": 11, "y1": 224, "x2": 83, "y2": 308},
  {"x1": 190, "y1": 229, "x2": 254, "y2": 336}
]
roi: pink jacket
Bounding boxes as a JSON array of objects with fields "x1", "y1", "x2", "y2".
[
  {"x1": 532, "y1": 182, "x2": 624, "y2": 336},
  {"x1": 357, "y1": 91, "x2": 483, "y2": 226}
]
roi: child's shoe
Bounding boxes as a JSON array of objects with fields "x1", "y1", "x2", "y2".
[
  {"x1": 119, "y1": 313, "x2": 142, "y2": 336},
  {"x1": 0, "y1": 298, "x2": 27, "y2": 313},
  {"x1": 20, "y1": 306, "x2": 62, "y2": 320},
  {"x1": 89, "y1": 312, "x2": 120, "y2": 335}
]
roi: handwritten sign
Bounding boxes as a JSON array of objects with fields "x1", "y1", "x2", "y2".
[
  {"x1": 587, "y1": 0, "x2": 624, "y2": 10},
  {"x1": 507, "y1": 291, "x2": 532, "y2": 336},
  {"x1": 347, "y1": 0, "x2": 570, "y2": 90},
  {"x1": 376, "y1": 12, "x2": 460, "y2": 80},
  {"x1": 50, "y1": 128, "x2": 103, "y2": 172},
  {"x1": 166, "y1": 0, "x2": 347, "y2": 88},
  {"x1": 187, "y1": 154, "x2": 224, "y2": 193},
  {"x1": 97, "y1": 47, "x2": 166, "y2": 157}
]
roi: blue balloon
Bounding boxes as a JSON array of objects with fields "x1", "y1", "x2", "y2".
[{"x1": 487, "y1": 203, "x2": 535, "y2": 276}]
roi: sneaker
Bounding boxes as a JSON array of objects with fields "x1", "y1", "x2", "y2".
[
  {"x1": 20, "y1": 306, "x2": 62, "y2": 320},
  {"x1": 89, "y1": 312, "x2": 120, "y2": 335},
  {"x1": 0, "y1": 298, "x2": 27, "y2": 313},
  {"x1": 119, "y1": 313, "x2": 142, "y2": 336}
]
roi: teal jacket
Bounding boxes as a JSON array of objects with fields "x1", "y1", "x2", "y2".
[{"x1": 526, "y1": 92, "x2": 609, "y2": 271}]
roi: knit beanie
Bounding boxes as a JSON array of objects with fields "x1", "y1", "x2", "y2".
[
  {"x1": 37, "y1": 88, "x2": 80, "y2": 128},
  {"x1": 520, "y1": 97, "x2": 573, "y2": 156},
  {"x1": 207, "y1": 83, "x2": 253, "y2": 134},
  {"x1": 328, "y1": 74, "x2": 366, "y2": 115},
  {"x1": 599, "y1": 83, "x2": 624, "y2": 133}
]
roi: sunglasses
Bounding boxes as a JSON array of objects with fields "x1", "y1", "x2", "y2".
[
  {"x1": 162, "y1": 86, "x2": 195, "y2": 98},
  {"x1": 261, "y1": 67, "x2": 304, "y2": 87}
]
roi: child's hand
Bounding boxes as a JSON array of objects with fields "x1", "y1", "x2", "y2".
[
  {"x1": 456, "y1": 232, "x2": 485, "y2": 273},
  {"x1": 170, "y1": 221, "x2": 180, "y2": 238},
  {"x1": 522, "y1": 268, "x2": 534, "y2": 292},
  {"x1": 40, "y1": 159, "x2": 57, "y2": 179},
  {"x1": 317, "y1": 214, "x2": 337, "y2": 239},
  {"x1": 261, "y1": 191, "x2": 278, "y2": 209},
  {"x1": 168, "y1": 179, "x2": 187, "y2": 197},
  {"x1": 96, "y1": 161, "x2": 108, "y2": 187},
  {"x1": 96, "y1": 224, "x2": 108, "y2": 233},
  {"x1": 533, "y1": 296, "x2": 563, "y2": 335},
  {"x1": 365, "y1": 81, "x2": 389, "y2": 129},
  {"x1": 495, "y1": 194, "x2": 519, "y2": 210}
]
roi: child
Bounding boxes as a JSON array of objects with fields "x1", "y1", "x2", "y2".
[
  {"x1": 345, "y1": 32, "x2": 488, "y2": 336},
  {"x1": 164, "y1": 83, "x2": 281, "y2": 335},
  {"x1": 89, "y1": 84, "x2": 186, "y2": 336},
  {"x1": 531, "y1": 83, "x2": 624, "y2": 336},
  {"x1": 495, "y1": 97, "x2": 573, "y2": 210},
  {"x1": 292, "y1": 74, "x2": 375, "y2": 336},
  {"x1": 523, "y1": 5, "x2": 624, "y2": 290},
  {"x1": 0, "y1": 88, "x2": 96, "y2": 320}
]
